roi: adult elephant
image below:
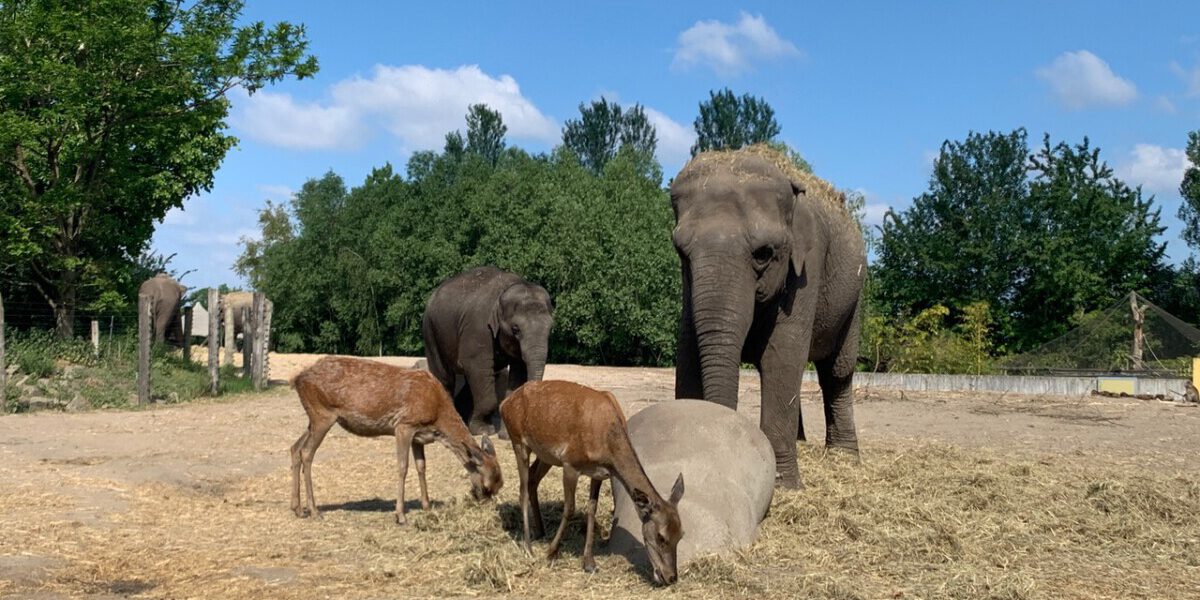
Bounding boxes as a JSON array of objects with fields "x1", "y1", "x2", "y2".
[
  {"x1": 423, "y1": 266, "x2": 554, "y2": 435},
  {"x1": 138, "y1": 273, "x2": 187, "y2": 345},
  {"x1": 671, "y1": 146, "x2": 866, "y2": 489}
]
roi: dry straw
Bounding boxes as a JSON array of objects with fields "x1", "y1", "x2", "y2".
[{"x1": 4, "y1": 430, "x2": 1198, "y2": 599}]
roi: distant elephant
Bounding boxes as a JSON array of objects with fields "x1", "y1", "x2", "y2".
[
  {"x1": 671, "y1": 146, "x2": 866, "y2": 489},
  {"x1": 422, "y1": 266, "x2": 554, "y2": 435},
  {"x1": 138, "y1": 273, "x2": 187, "y2": 345},
  {"x1": 222, "y1": 291, "x2": 254, "y2": 339}
]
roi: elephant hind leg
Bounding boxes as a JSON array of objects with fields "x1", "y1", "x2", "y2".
[{"x1": 814, "y1": 307, "x2": 862, "y2": 455}]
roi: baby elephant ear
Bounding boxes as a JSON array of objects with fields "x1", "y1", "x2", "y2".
[
  {"x1": 669, "y1": 473, "x2": 685, "y2": 505},
  {"x1": 481, "y1": 435, "x2": 496, "y2": 456}
]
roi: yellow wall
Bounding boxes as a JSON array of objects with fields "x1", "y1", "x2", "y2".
[{"x1": 1097, "y1": 377, "x2": 1136, "y2": 395}]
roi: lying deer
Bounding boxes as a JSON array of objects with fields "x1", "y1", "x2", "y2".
[
  {"x1": 290, "y1": 356, "x2": 503, "y2": 524},
  {"x1": 500, "y1": 381, "x2": 685, "y2": 584}
]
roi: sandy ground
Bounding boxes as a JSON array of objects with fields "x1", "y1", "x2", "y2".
[{"x1": 1, "y1": 353, "x2": 1198, "y2": 598}]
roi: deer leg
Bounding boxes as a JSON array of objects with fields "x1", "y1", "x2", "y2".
[
  {"x1": 513, "y1": 442, "x2": 533, "y2": 555},
  {"x1": 546, "y1": 465, "x2": 579, "y2": 563},
  {"x1": 290, "y1": 429, "x2": 310, "y2": 517},
  {"x1": 301, "y1": 415, "x2": 336, "y2": 519},
  {"x1": 528, "y1": 458, "x2": 552, "y2": 540},
  {"x1": 582, "y1": 477, "x2": 602, "y2": 573},
  {"x1": 393, "y1": 426, "x2": 415, "y2": 525},
  {"x1": 412, "y1": 442, "x2": 430, "y2": 511}
]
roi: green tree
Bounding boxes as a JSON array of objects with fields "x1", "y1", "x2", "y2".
[
  {"x1": 876, "y1": 129, "x2": 1166, "y2": 351},
  {"x1": 465, "y1": 104, "x2": 507, "y2": 166},
  {"x1": 1179, "y1": 130, "x2": 1200, "y2": 252},
  {"x1": 691, "y1": 88, "x2": 781, "y2": 155},
  {"x1": 561, "y1": 98, "x2": 658, "y2": 174},
  {"x1": 0, "y1": 0, "x2": 317, "y2": 338}
]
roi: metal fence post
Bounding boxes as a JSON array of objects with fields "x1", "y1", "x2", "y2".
[{"x1": 208, "y1": 289, "x2": 220, "y2": 395}]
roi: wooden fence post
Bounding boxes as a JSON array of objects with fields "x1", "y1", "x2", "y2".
[
  {"x1": 261, "y1": 299, "x2": 273, "y2": 386},
  {"x1": 182, "y1": 307, "x2": 193, "y2": 364},
  {"x1": 224, "y1": 295, "x2": 235, "y2": 366},
  {"x1": 208, "y1": 289, "x2": 220, "y2": 395},
  {"x1": 137, "y1": 294, "x2": 152, "y2": 406},
  {"x1": 1, "y1": 291, "x2": 7, "y2": 412},
  {"x1": 252, "y1": 292, "x2": 266, "y2": 390},
  {"x1": 91, "y1": 320, "x2": 100, "y2": 357},
  {"x1": 241, "y1": 306, "x2": 252, "y2": 378}
]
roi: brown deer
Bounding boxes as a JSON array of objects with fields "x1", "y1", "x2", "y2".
[
  {"x1": 290, "y1": 356, "x2": 503, "y2": 524},
  {"x1": 500, "y1": 380, "x2": 685, "y2": 584}
]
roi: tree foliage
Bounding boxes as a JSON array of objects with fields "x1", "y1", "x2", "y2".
[
  {"x1": 1179, "y1": 130, "x2": 1200, "y2": 252},
  {"x1": 239, "y1": 116, "x2": 680, "y2": 365},
  {"x1": 876, "y1": 129, "x2": 1166, "y2": 352},
  {"x1": 465, "y1": 104, "x2": 507, "y2": 166},
  {"x1": 691, "y1": 88, "x2": 781, "y2": 155},
  {"x1": 561, "y1": 98, "x2": 658, "y2": 174},
  {"x1": 0, "y1": 0, "x2": 317, "y2": 337}
]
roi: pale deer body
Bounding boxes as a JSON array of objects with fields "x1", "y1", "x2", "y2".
[
  {"x1": 290, "y1": 356, "x2": 502, "y2": 524},
  {"x1": 501, "y1": 381, "x2": 685, "y2": 583}
]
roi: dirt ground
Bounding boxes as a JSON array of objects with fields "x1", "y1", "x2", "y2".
[{"x1": 1, "y1": 353, "x2": 1198, "y2": 599}]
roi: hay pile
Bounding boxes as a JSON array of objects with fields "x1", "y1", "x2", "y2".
[
  {"x1": 4, "y1": 435, "x2": 1198, "y2": 599},
  {"x1": 677, "y1": 144, "x2": 846, "y2": 210}
]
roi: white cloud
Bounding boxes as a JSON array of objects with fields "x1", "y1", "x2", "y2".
[
  {"x1": 161, "y1": 206, "x2": 197, "y2": 226},
  {"x1": 1153, "y1": 95, "x2": 1179, "y2": 114},
  {"x1": 1035, "y1": 50, "x2": 1137, "y2": 109},
  {"x1": 672, "y1": 13, "x2": 802, "y2": 76},
  {"x1": 1170, "y1": 61, "x2": 1200, "y2": 97},
  {"x1": 1117, "y1": 144, "x2": 1191, "y2": 194},
  {"x1": 232, "y1": 65, "x2": 557, "y2": 152},
  {"x1": 256, "y1": 184, "x2": 295, "y2": 202},
  {"x1": 231, "y1": 89, "x2": 365, "y2": 150},
  {"x1": 643, "y1": 107, "x2": 696, "y2": 173}
]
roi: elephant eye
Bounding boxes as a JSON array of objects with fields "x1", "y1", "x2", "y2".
[
  {"x1": 511, "y1": 324, "x2": 521, "y2": 337},
  {"x1": 752, "y1": 245, "x2": 774, "y2": 267}
]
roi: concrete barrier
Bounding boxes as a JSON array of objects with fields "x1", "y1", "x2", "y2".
[{"x1": 810, "y1": 371, "x2": 1189, "y2": 398}]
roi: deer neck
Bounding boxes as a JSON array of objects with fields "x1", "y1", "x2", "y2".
[
  {"x1": 607, "y1": 429, "x2": 667, "y2": 518},
  {"x1": 435, "y1": 413, "x2": 481, "y2": 468}
]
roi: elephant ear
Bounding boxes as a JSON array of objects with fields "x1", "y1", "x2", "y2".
[
  {"x1": 487, "y1": 302, "x2": 502, "y2": 339},
  {"x1": 789, "y1": 180, "x2": 817, "y2": 278}
]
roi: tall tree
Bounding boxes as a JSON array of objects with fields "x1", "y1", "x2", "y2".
[
  {"x1": 1179, "y1": 130, "x2": 1200, "y2": 253},
  {"x1": 561, "y1": 98, "x2": 658, "y2": 174},
  {"x1": 876, "y1": 129, "x2": 1166, "y2": 351},
  {"x1": 465, "y1": 104, "x2": 507, "y2": 166},
  {"x1": 0, "y1": 0, "x2": 317, "y2": 337},
  {"x1": 691, "y1": 88, "x2": 781, "y2": 155}
]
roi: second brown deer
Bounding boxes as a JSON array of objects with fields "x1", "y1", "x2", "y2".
[
  {"x1": 290, "y1": 356, "x2": 503, "y2": 524},
  {"x1": 501, "y1": 380, "x2": 685, "y2": 584}
]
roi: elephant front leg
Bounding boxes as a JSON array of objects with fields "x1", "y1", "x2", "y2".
[
  {"x1": 464, "y1": 368, "x2": 500, "y2": 436},
  {"x1": 674, "y1": 303, "x2": 704, "y2": 399},
  {"x1": 759, "y1": 342, "x2": 808, "y2": 490}
]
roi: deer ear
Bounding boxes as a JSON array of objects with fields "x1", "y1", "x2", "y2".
[
  {"x1": 481, "y1": 435, "x2": 496, "y2": 456},
  {"x1": 631, "y1": 488, "x2": 653, "y2": 520},
  {"x1": 668, "y1": 473, "x2": 685, "y2": 505}
]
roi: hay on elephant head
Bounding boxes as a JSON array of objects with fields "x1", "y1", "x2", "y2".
[{"x1": 677, "y1": 144, "x2": 846, "y2": 211}]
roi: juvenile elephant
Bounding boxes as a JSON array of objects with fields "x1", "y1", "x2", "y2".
[
  {"x1": 138, "y1": 273, "x2": 187, "y2": 345},
  {"x1": 671, "y1": 146, "x2": 866, "y2": 489},
  {"x1": 422, "y1": 266, "x2": 554, "y2": 435}
]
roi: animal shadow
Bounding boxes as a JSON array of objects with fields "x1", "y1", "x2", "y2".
[{"x1": 318, "y1": 497, "x2": 445, "y2": 514}]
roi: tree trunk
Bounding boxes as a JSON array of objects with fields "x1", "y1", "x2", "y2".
[{"x1": 53, "y1": 272, "x2": 79, "y2": 339}]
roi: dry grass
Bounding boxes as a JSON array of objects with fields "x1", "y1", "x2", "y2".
[
  {"x1": 4, "y1": 435, "x2": 1198, "y2": 599},
  {"x1": 678, "y1": 143, "x2": 846, "y2": 210}
]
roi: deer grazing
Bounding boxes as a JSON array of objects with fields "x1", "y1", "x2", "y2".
[
  {"x1": 500, "y1": 381, "x2": 685, "y2": 584},
  {"x1": 290, "y1": 356, "x2": 503, "y2": 524}
]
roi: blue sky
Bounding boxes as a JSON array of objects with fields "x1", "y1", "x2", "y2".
[{"x1": 152, "y1": 1, "x2": 1200, "y2": 290}]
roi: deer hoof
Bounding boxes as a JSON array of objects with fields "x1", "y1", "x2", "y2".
[{"x1": 582, "y1": 558, "x2": 597, "y2": 573}]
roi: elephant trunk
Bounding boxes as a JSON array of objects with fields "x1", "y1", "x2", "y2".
[
  {"x1": 521, "y1": 342, "x2": 548, "y2": 383},
  {"x1": 689, "y1": 254, "x2": 755, "y2": 409}
]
